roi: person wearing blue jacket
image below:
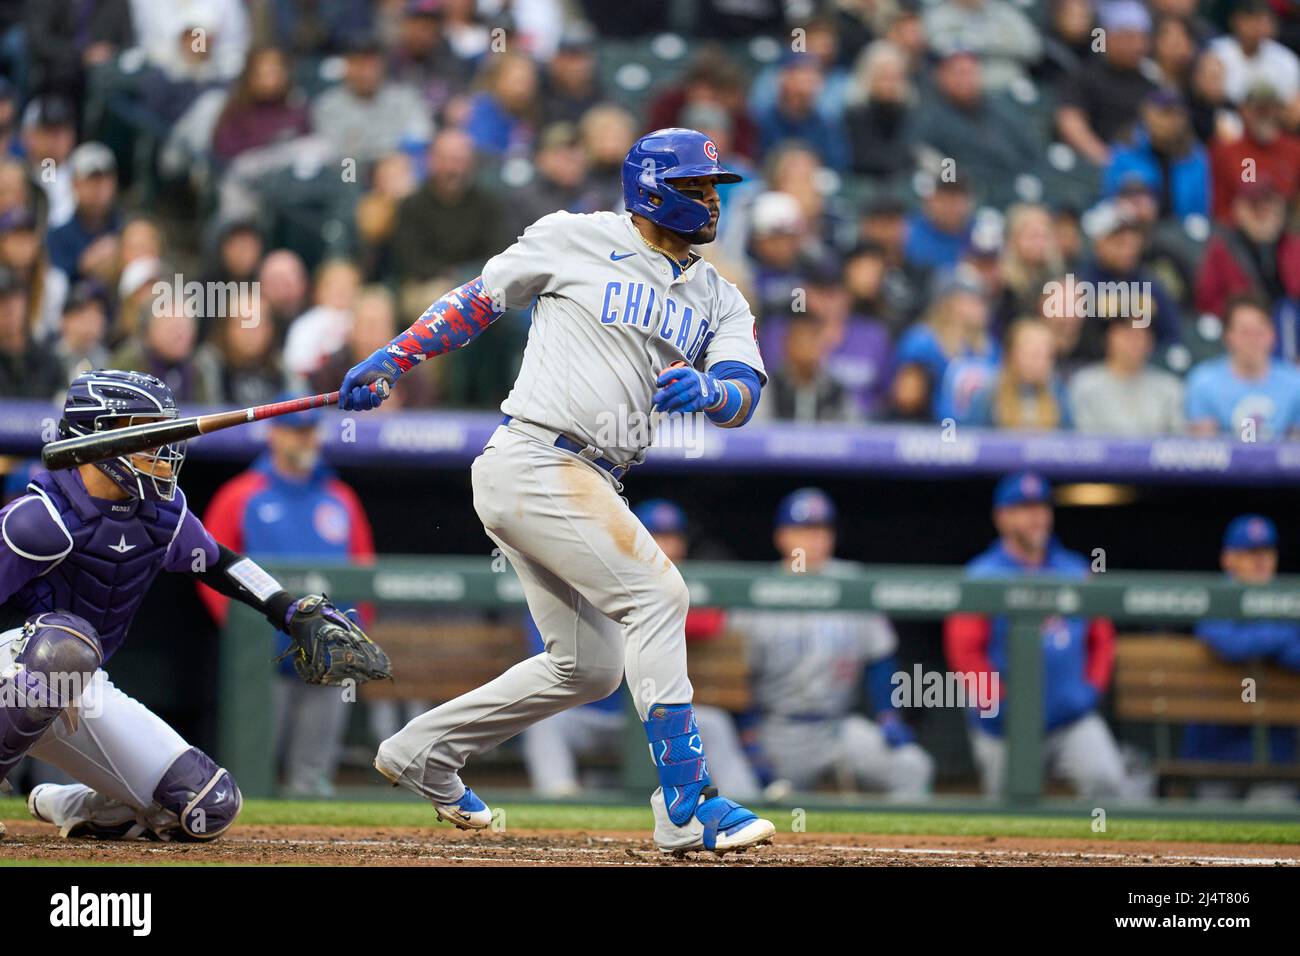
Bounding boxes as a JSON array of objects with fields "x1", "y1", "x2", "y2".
[
  {"x1": 1102, "y1": 89, "x2": 1210, "y2": 220},
  {"x1": 199, "y1": 401, "x2": 374, "y2": 797},
  {"x1": 1182, "y1": 515, "x2": 1300, "y2": 802},
  {"x1": 944, "y1": 472, "x2": 1133, "y2": 797}
]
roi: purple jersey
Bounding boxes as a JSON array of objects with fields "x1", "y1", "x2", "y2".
[{"x1": 0, "y1": 469, "x2": 219, "y2": 660}]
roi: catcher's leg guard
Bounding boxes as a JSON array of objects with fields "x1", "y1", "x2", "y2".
[
  {"x1": 151, "y1": 747, "x2": 242, "y2": 841},
  {"x1": 0, "y1": 613, "x2": 102, "y2": 786},
  {"x1": 644, "y1": 702, "x2": 775, "y2": 855},
  {"x1": 28, "y1": 782, "x2": 159, "y2": 841}
]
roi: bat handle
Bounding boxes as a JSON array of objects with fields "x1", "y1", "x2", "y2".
[{"x1": 332, "y1": 379, "x2": 391, "y2": 406}]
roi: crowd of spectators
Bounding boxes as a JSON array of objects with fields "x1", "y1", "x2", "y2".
[{"x1": 0, "y1": 0, "x2": 1299, "y2": 441}]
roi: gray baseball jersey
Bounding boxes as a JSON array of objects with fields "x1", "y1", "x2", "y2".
[
  {"x1": 483, "y1": 210, "x2": 766, "y2": 466},
  {"x1": 729, "y1": 563, "x2": 898, "y2": 717}
]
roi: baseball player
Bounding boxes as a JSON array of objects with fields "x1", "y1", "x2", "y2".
[
  {"x1": 0, "y1": 370, "x2": 387, "y2": 841},
  {"x1": 339, "y1": 128, "x2": 775, "y2": 854},
  {"x1": 727, "y1": 489, "x2": 935, "y2": 799},
  {"x1": 522, "y1": 499, "x2": 760, "y2": 799},
  {"x1": 1181, "y1": 515, "x2": 1300, "y2": 801},
  {"x1": 944, "y1": 472, "x2": 1130, "y2": 798}
]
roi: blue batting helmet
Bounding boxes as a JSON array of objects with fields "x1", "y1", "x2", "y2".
[
  {"x1": 59, "y1": 369, "x2": 186, "y2": 502},
  {"x1": 622, "y1": 128, "x2": 742, "y2": 236}
]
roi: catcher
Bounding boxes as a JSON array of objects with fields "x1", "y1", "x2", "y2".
[{"x1": 0, "y1": 370, "x2": 389, "y2": 842}]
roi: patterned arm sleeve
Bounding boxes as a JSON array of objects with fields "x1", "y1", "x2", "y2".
[{"x1": 384, "y1": 276, "x2": 506, "y2": 374}]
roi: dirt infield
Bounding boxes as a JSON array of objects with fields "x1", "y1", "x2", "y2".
[{"x1": 1, "y1": 821, "x2": 1297, "y2": 866}]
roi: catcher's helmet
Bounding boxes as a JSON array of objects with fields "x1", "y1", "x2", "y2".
[
  {"x1": 59, "y1": 369, "x2": 186, "y2": 502},
  {"x1": 622, "y1": 127, "x2": 742, "y2": 236}
]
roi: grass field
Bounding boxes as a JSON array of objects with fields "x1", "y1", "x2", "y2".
[{"x1": 4, "y1": 796, "x2": 1300, "y2": 864}]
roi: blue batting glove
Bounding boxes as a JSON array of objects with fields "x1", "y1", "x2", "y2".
[
  {"x1": 339, "y1": 348, "x2": 402, "y2": 411},
  {"x1": 876, "y1": 711, "x2": 916, "y2": 749},
  {"x1": 652, "y1": 362, "x2": 722, "y2": 414}
]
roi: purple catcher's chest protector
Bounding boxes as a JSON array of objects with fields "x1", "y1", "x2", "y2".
[{"x1": 10, "y1": 470, "x2": 185, "y2": 660}]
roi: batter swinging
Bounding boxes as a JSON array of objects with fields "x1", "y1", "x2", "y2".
[{"x1": 339, "y1": 128, "x2": 774, "y2": 855}]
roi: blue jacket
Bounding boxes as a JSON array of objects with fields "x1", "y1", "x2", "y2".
[
  {"x1": 200, "y1": 453, "x2": 373, "y2": 676},
  {"x1": 1103, "y1": 127, "x2": 1210, "y2": 219},
  {"x1": 957, "y1": 539, "x2": 1106, "y2": 736},
  {"x1": 1180, "y1": 615, "x2": 1300, "y2": 763}
]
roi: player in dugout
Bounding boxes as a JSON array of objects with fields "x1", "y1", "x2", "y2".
[
  {"x1": 1181, "y1": 514, "x2": 1300, "y2": 802},
  {"x1": 728, "y1": 488, "x2": 934, "y2": 800},
  {"x1": 198, "y1": 398, "x2": 375, "y2": 798},
  {"x1": 944, "y1": 471, "x2": 1141, "y2": 798}
]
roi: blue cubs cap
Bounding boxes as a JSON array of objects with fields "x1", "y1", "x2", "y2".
[
  {"x1": 634, "y1": 499, "x2": 687, "y2": 535},
  {"x1": 268, "y1": 393, "x2": 323, "y2": 430},
  {"x1": 1223, "y1": 514, "x2": 1277, "y2": 551},
  {"x1": 775, "y1": 488, "x2": 837, "y2": 528},
  {"x1": 993, "y1": 471, "x2": 1051, "y2": 508}
]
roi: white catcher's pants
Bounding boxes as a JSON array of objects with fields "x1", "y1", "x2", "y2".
[
  {"x1": 377, "y1": 423, "x2": 695, "y2": 804},
  {"x1": 1, "y1": 626, "x2": 192, "y2": 828}
]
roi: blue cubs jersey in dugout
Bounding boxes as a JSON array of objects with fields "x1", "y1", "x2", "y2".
[
  {"x1": 0, "y1": 468, "x2": 219, "y2": 660},
  {"x1": 197, "y1": 453, "x2": 374, "y2": 673},
  {"x1": 951, "y1": 538, "x2": 1110, "y2": 735},
  {"x1": 1180, "y1": 616, "x2": 1300, "y2": 763}
]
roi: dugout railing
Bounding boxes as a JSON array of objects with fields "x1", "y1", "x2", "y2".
[{"x1": 220, "y1": 558, "x2": 1300, "y2": 809}]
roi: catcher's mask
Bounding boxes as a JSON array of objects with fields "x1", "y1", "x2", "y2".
[{"x1": 59, "y1": 369, "x2": 187, "y2": 502}]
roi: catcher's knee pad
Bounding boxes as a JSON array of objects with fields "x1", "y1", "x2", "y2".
[
  {"x1": 0, "y1": 613, "x2": 102, "y2": 783},
  {"x1": 152, "y1": 747, "x2": 242, "y2": 842}
]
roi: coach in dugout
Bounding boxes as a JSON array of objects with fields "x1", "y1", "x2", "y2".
[
  {"x1": 198, "y1": 399, "x2": 374, "y2": 797},
  {"x1": 944, "y1": 471, "x2": 1137, "y2": 798},
  {"x1": 728, "y1": 489, "x2": 934, "y2": 799},
  {"x1": 1182, "y1": 515, "x2": 1300, "y2": 802}
]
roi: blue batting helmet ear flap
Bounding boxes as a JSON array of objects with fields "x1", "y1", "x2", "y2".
[{"x1": 622, "y1": 128, "x2": 742, "y2": 236}]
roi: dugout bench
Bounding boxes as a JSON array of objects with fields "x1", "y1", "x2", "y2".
[
  {"x1": 1114, "y1": 635, "x2": 1300, "y2": 792},
  {"x1": 219, "y1": 559, "x2": 1300, "y2": 810}
]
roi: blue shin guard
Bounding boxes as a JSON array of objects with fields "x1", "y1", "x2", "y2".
[{"x1": 643, "y1": 703, "x2": 710, "y2": 827}]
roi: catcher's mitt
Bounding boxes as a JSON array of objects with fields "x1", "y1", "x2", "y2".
[{"x1": 280, "y1": 594, "x2": 392, "y2": 686}]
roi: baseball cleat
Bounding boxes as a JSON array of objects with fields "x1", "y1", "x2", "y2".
[
  {"x1": 651, "y1": 786, "x2": 775, "y2": 856},
  {"x1": 0, "y1": 820, "x2": 6, "y2": 840},
  {"x1": 433, "y1": 788, "x2": 492, "y2": 830},
  {"x1": 28, "y1": 783, "x2": 156, "y2": 841}
]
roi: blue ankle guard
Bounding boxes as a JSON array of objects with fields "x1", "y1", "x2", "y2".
[{"x1": 644, "y1": 703, "x2": 710, "y2": 827}]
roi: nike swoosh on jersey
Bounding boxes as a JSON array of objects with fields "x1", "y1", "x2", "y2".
[{"x1": 609, "y1": 251, "x2": 636, "y2": 261}]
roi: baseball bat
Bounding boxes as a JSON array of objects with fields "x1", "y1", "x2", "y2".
[{"x1": 40, "y1": 381, "x2": 390, "y2": 471}]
